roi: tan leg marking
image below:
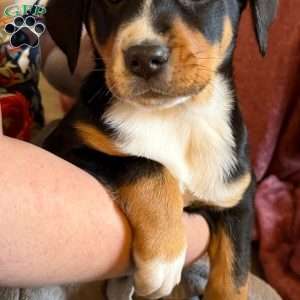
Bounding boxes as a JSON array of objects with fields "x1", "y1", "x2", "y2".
[
  {"x1": 204, "y1": 228, "x2": 249, "y2": 300},
  {"x1": 118, "y1": 169, "x2": 186, "y2": 298},
  {"x1": 118, "y1": 169, "x2": 185, "y2": 261},
  {"x1": 74, "y1": 121, "x2": 125, "y2": 157}
]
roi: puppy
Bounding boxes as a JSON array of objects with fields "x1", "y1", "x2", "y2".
[{"x1": 44, "y1": 0, "x2": 278, "y2": 299}]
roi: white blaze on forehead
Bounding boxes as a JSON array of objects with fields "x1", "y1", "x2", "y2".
[
  {"x1": 114, "y1": 0, "x2": 161, "y2": 51},
  {"x1": 110, "y1": 0, "x2": 163, "y2": 88}
]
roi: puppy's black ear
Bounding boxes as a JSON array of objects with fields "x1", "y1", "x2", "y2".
[
  {"x1": 250, "y1": 0, "x2": 278, "y2": 55},
  {"x1": 45, "y1": 0, "x2": 89, "y2": 73}
]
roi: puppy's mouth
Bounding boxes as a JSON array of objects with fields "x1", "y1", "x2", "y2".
[
  {"x1": 122, "y1": 89, "x2": 191, "y2": 108},
  {"x1": 111, "y1": 84, "x2": 203, "y2": 109}
]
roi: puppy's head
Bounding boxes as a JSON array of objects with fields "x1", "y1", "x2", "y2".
[{"x1": 46, "y1": 0, "x2": 278, "y2": 108}]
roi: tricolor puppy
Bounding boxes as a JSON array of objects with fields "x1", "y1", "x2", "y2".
[{"x1": 44, "y1": 0, "x2": 278, "y2": 299}]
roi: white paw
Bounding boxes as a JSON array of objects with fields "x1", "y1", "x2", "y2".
[{"x1": 134, "y1": 250, "x2": 186, "y2": 299}]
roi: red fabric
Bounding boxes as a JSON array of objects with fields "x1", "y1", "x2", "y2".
[
  {"x1": 234, "y1": 1, "x2": 300, "y2": 300},
  {"x1": 0, "y1": 93, "x2": 32, "y2": 140}
]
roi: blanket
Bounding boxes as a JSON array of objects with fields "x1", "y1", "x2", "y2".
[{"x1": 235, "y1": 1, "x2": 300, "y2": 299}]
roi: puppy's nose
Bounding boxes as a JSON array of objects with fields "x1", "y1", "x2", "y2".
[{"x1": 125, "y1": 44, "x2": 169, "y2": 79}]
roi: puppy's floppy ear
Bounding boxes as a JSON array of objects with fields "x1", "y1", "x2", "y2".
[
  {"x1": 45, "y1": 0, "x2": 89, "y2": 73},
  {"x1": 250, "y1": 0, "x2": 278, "y2": 55}
]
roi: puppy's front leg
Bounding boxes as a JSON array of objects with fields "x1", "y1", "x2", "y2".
[{"x1": 118, "y1": 167, "x2": 186, "y2": 299}]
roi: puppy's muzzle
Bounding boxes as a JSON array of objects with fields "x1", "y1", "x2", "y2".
[{"x1": 124, "y1": 42, "x2": 170, "y2": 80}]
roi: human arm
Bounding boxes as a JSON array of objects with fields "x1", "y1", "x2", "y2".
[{"x1": 0, "y1": 130, "x2": 209, "y2": 287}]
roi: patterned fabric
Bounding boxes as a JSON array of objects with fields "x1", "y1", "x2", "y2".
[{"x1": 0, "y1": 41, "x2": 44, "y2": 134}]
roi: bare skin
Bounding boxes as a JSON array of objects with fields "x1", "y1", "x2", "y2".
[{"x1": 0, "y1": 121, "x2": 209, "y2": 287}]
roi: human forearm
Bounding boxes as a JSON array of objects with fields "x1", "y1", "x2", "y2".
[
  {"x1": 0, "y1": 136, "x2": 209, "y2": 287},
  {"x1": 0, "y1": 135, "x2": 132, "y2": 286}
]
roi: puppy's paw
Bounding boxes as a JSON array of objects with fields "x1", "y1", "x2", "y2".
[{"x1": 134, "y1": 249, "x2": 186, "y2": 299}]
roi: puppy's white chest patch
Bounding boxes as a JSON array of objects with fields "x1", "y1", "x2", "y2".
[{"x1": 104, "y1": 76, "x2": 239, "y2": 207}]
